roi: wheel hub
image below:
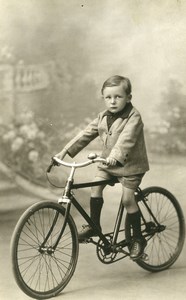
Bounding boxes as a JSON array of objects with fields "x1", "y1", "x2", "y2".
[{"x1": 39, "y1": 246, "x2": 54, "y2": 255}]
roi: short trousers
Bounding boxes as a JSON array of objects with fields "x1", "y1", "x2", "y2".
[{"x1": 95, "y1": 168, "x2": 144, "y2": 190}]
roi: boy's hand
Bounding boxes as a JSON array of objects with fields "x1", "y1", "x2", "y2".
[
  {"x1": 106, "y1": 157, "x2": 117, "y2": 166},
  {"x1": 54, "y1": 149, "x2": 67, "y2": 160}
]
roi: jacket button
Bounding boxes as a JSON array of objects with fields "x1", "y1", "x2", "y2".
[{"x1": 109, "y1": 132, "x2": 112, "y2": 135}]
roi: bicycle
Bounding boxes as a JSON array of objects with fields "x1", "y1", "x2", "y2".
[{"x1": 11, "y1": 153, "x2": 185, "y2": 299}]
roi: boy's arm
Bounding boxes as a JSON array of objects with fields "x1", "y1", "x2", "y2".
[
  {"x1": 62, "y1": 117, "x2": 99, "y2": 158},
  {"x1": 109, "y1": 111, "x2": 144, "y2": 165}
]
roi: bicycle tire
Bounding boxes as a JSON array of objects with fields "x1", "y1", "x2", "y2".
[
  {"x1": 125, "y1": 186, "x2": 185, "y2": 272},
  {"x1": 11, "y1": 201, "x2": 79, "y2": 299}
]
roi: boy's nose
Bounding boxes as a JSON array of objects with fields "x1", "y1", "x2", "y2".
[{"x1": 111, "y1": 98, "x2": 116, "y2": 104}]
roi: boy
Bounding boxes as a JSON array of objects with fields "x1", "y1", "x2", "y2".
[{"x1": 55, "y1": 75, "x2": 149, "y2": 260}]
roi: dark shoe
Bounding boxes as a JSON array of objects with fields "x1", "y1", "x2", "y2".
[
  {"x1": 78, "y1": 224, "x2": 101, "y2": 242},
  {"x1": 130, "y1": 238, "x2": 147, "y2": 260}
]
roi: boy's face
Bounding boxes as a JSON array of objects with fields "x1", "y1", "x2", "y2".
[{"x1": 103, "y1": 84, "x2": 131, "y2": 114}]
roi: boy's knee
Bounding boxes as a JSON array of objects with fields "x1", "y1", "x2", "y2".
[
  {"x1": 91, "y1": 186, "x2": 105, "y2": 197},
  {"x1": 122, "y1": 198, "x2": 133, "y2": 208},
  {"x1": 91, "y1": 177, "x2": 106, "y2": 197},
  {"x1": 91, "y1": 186, "x2": 101, "y2": 197},
  {"x1": 121, "y1": 187, "x2": 135, "y2": 207}
]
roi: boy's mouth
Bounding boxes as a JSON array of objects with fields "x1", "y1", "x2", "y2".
[{"x1": 109, "y1": 107, "x2": 119, "y2": 114}]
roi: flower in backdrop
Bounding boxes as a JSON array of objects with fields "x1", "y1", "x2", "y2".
[
  {"x1": 11, "y1": 137, "x2": 24, "y2": 152},
  {"x1": 2, "y1": 130, "x2": 16, "y2": 142},
  {"x1": 28, "y1": 150, "x2": 39, "y2": 162}
]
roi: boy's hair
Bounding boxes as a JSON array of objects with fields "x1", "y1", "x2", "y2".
[{"x1": 101, "y1": 75, "x2": 132, "y2": 95}]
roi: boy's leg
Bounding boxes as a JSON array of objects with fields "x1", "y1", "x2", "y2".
[
  {"x1": 78, "y1": 176, "x2": 106, "y2": 241},
  {"x1": 119, "y1": 174, "x2": 146, "y2": 260},
  {"x1": 90, "y1": 196, "x2": 104, "y2": 230}
]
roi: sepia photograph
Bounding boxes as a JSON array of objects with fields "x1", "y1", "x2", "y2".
[{"x1": 0, "y1": 1, "x2": 186, "y2": 299}]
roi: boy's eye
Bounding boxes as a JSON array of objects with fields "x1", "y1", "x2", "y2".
[{"x1": 105, "y1": 95, "x2": 122, "y2": 99}]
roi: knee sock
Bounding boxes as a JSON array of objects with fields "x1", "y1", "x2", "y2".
[
  {"x1": 127, "y1": 210, "x2": 142, "y2": 240},
  {"x1": 90, "y1": 197, "x2": 104, "y2": 228}
]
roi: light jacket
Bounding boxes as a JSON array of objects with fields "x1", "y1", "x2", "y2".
[{"x1": 64, "y1": 104, "x2": 149, "y2": 177}]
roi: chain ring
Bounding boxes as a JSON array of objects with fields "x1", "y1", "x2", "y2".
[{"x1": 96, "y1": 234, "x2": 117, "y2": 264}]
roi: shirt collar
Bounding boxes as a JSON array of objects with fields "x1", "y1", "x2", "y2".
[{"x1": 103, "y1": 102, "x2": 133, "y2": 119}]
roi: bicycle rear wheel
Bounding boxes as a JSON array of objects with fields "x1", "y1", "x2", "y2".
[
  {"x1": 11, "y1": 201, "x2": 79, "y2": 299},
  {"x1": 125, "y1": 186, "x2": 185, "y2": 272}
]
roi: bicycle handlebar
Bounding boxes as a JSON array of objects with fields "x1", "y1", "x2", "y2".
[{"x1": 47, "y1": 154, "x2": 107, "y2": 173}]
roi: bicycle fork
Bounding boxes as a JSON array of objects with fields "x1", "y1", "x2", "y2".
[{"x1": 39, "y1": 168, "x2": 75, "y2": 254}]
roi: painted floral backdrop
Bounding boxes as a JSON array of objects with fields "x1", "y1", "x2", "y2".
[{"x1": 0, "y1": 110, "x2": 94, "y2": 185}]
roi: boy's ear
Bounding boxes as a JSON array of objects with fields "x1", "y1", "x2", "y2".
[{"x1": 127, "y1": 94, "x2": 132, "y2": 102}]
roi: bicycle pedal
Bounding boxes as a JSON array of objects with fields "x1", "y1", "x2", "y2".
[
  {"x1": 130, "y1": 252, "x2": 148, "y2": 262},
  {"x1": 141, "y1": 253, "x2": 148, "y2": 261},
  {"x1": 79, "y1": 238, "x2": 93, "y2": 244}
]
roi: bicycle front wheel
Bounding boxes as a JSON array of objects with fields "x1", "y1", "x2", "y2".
[
  {"x1": 11, "y1": 201, "x2": 79, "y2": 299},
  {"x1": 125, "y1": 186, "x2": 185, "y2": 272}
]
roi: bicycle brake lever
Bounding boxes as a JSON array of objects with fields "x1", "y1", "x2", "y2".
[
  {"x1": 46, "y1": 161, "x2": 53, "y2": 173},
  {"x1": 47, "y1": 158, "x2": 59, "y2": 173}
]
